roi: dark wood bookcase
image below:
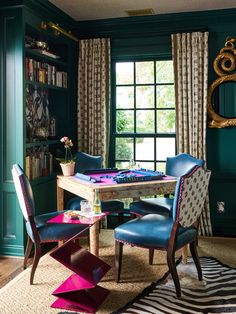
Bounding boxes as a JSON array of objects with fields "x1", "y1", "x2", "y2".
[{"x1": 0, "y1": 0, "x2": 78, "y2": 256}]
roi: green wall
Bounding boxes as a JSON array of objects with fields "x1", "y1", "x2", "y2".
[{"x1": 76, "y1": 9, "x2": 236, "y2": 236}]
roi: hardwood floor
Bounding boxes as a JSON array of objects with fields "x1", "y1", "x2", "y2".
[{"x1": 0, "y1": 256, "x2": 27, "y2": 289}]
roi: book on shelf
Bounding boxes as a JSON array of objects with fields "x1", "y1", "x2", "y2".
[
  {"x1": 25, "y1": 150, "x2": 53, "y2": 180},
  {"x1": 25, "y1": 57, "x2": 67, "y2": 87}
]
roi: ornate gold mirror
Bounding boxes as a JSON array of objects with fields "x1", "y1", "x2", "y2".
[{"x1": 208, "y1": 37, "x2": 236, "y2": 128}]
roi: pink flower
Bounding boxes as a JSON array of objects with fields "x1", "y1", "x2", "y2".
[
  {"x1": 59, "y1": 136, "x2": 74, "y2": 163},
  {"x1": 60, "y1": 137, "x2": 73, "y2": 149}
]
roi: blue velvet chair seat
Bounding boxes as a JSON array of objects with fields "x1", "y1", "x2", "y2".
[
  {"x1": 11, "y1": 164, "x2": 89, "y2": 285},
  {"x1": 25, "y1": 211, "x2": 88, "y2": 242},
  {"x1": 130, "y1": 198, "x2": 173, "y2": 216},
  {"x1": 115, "y1": 214, "x2": 197, "y2": 250},
  {"x1": 33, "y1": 210, "x2": 68, "y2": 228},
  {"x1": 114, "y1": 166, "x2": 211, "y2": 298}
]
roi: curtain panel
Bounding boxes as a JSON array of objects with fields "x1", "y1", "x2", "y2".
[
  {"x1": 77, "y1": 38, "x2": 110, "y2": 165},
  {"x1": 172, "y1": 32, "x2": 212, "y2": 236}
]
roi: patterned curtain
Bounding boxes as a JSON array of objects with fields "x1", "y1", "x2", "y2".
[
  {"x1": 77, "y1": 38, "x2": 110, "y2": 165},
  {"x1": 171, "y1": 32, "x2": 212, "y2": 236}
]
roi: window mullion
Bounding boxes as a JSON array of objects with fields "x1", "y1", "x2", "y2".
[{"x1": 113, "y1": 59, "x2": 176, "y2": 170}]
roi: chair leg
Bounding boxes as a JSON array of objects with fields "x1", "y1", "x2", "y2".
[
  {"x1": 167, "y1": 249, "x2": 181, "y2": 298},
  {"x1": 190, "y1": 240, "x2": 202, "y2": 281},
  {"x1": 149, "y1": 248, "x2": 154, "y2": 265},
  {"x1": 30, "y1": 242, "x2": 41, "y2": 285},
  {"x1": 115, "y1": 240, "x2": 123, "y2": 283},
  {"x1": 24, "y1": 236, "x2": 33, "y2": 269}
]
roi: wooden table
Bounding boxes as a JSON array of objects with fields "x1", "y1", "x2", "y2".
[{"x1": 57, "y1": 174, "x2": 178, "y2": 257}]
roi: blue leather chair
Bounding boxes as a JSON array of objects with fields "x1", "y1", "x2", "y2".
[
  {"x1": 114, "y1": 165, "x2": 211, "y2": 298},
  {"x1": 66, "y1": 152, "x2": 125, "y2": 223},
  {"x1": 130, "y1": 153, "x2": 204, "y2": 217},
  {"x1": 12, "y1": 164, "x2": 89, "y2": 285}
]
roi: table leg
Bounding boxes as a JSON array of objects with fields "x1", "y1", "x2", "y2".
[
  {"x1": 57, "y1": 185, "x2": 64, "y2": 211},
  {"x1": 182, "y1": 245, "x2": 188, "y2": 264},
  {"x1": 57, "y1": 185, "x2": 65, "y2": 247},
  {"x1": 89, "y1": 221, "x2": 100, "y2": 257}
]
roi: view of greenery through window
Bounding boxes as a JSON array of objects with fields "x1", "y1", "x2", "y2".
[{"x1": 113, "y1": 60, "x2": 176, "y2": 173}]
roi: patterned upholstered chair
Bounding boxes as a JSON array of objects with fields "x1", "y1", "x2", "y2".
[
  {"x1": 130, "y1": 153, "x2": 204, "y2": 217},
  {"x1": 66, "y1": 152, "x2": 125, "y2": 224},
  {"x1": 12, "y1": 164, "x2": 88, "y2": 285},
  {"x1": 114, "y1": 165, "x2": 211, "y2": 298}
]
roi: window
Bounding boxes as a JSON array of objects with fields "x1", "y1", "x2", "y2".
[{"x1": 111, "y1": 60, "x2": 176, "y2": 173}]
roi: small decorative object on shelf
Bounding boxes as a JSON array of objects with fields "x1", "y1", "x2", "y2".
[
  {"x1": 93, "y1": 189, "x2": 102, "y2": 214},
  {"x1": 58, "y1": 136, "x2": 75, "y2": 176},
  {"x1": 49, "y1": 117, "x2": 56, "y2": 137},
  {"x1": 35, "y1": 40, "x2": 48, "y2": 51}
]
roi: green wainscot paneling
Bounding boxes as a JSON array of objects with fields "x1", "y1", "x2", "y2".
[
  {"x1": 0, "y1": 7, "x2": 25, "y2": 256},
  {"x1": 209, "y1": 175, "x2": 236, "y2": 237},
  {"x1": 0, "y1": 191, "x2": 24, "y2": 256}
]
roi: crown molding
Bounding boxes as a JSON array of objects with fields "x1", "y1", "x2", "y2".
[{"x1": 75, "y1": 8, "x2": 236, "y2": 39}]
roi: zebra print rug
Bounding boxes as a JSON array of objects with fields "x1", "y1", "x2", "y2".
[{"x1": 113, "y1": 257, "x2": 236, "y2": 313}]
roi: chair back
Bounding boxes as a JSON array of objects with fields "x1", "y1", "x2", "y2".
[
  {"x1": 12, "y1": 164, "x2": 36, "y2": 221},
  {"x1": 166, "y1": 153, "x2": 204, "y2": 177},
  {"x1": 172, "y1": 166, "x2": 211, "y2": 227},
  {"x1": 75, "y1": 152, "x2": 103, "y2": 173}
]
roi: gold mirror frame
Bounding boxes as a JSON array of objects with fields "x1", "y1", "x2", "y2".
[{"x1": 207, "y1": 37, "x2": 236, "y2": 128}]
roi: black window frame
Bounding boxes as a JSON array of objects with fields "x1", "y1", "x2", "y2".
[{"x1": 109, "y1": 56, "x2": 176, "y2": 171}]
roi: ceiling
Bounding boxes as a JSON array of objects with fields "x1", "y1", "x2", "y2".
[{"x1": 49, "y1": 0, "x2": 236, "y2": 21}]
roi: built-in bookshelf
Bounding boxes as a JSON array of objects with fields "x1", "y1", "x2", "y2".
[
  {"x1": 0, "y1": 0, "x2": 78, "y2": 257},
  {"x1": 24, "y1": 24, "x2": 72, "y2": 182}
]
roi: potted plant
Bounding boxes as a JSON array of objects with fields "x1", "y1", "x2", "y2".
[{"x1": 58, "y1": 136, "x2": 75, "y2": 176}]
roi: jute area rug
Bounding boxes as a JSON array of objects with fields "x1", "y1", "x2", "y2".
[
  {"x1": 0, "y1": 230, "x2": 170, "y2": 314},
  {"x1": 1, "y1": 230, "x2": 236, "y2": 314}
]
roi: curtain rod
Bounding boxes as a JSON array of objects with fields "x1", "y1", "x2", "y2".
[{"x1": 41, "y1": 21, "x2": 78, "y2": 42}]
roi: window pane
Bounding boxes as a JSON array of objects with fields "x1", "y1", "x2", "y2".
[
  {"x1": 116, "y1": 86, "x2": 134, "y2": 108},
  {"x1": 116, "y1": 161, "x2": 130, "y2": 169},
  {"x1": 156, "y1": 138, "x2": 175, "y2": 161},
  {"x1": 115, "y1": 138, "x2": 133, "y2": 160},
  {"x1": 136, "y1": 61, "x2": 154, "y2": 84},
  {"x1": 136, "y1": 110, "x2": 155, "y2": 133},
  {"x1": 156, "y1": 110, "x2": 175, "y2": 133},
  {"x1": 116, "y1": 110, "x2": 134, "y2": 133},
  {"x1": 136, "y1": 138, "x2": 154, "y2": 160},
  {"x1": 156, "y1": 60, "x2": 174, "y2": 83},
  {"x1": 137, "y1": 162, "x2": 155, "y2": 170},
  {"x1": 136, "y1": 86, "x2": 154, "y2": 108},
  {"x1": 156, "y1": 162, "x2": 166, "y2": 173},
  {"x1": 116, "y1": 62, "x2": 134, "y2": 84},
  {"x1": 156, "y1": 85, "x2": 175, "y2": 108}
]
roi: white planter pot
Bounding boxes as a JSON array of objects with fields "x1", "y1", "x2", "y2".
[{"x1": 60, "y1": 162, "x2": 75, "y2": 176}]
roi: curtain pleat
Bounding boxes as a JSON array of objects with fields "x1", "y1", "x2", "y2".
[
  {"x1": 77, "y1": 38, "x2": 110, "y2": 165},
  {"x1": 172, "y1": 32, "x2": 212, "y2": 236}
]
